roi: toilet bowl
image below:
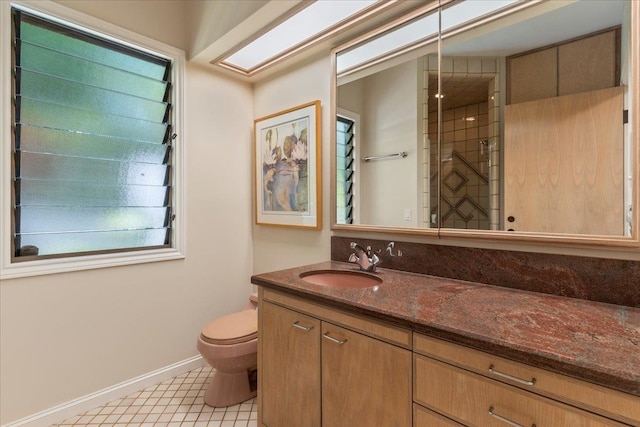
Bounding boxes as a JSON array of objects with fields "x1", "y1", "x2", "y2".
[{"x1": 197, "y1": 293, "x2": 258, "y2": 407}]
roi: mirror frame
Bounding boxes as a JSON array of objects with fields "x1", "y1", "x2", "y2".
[{"x1": 330, "y1": 0, "x2": 640, "y2": 251}]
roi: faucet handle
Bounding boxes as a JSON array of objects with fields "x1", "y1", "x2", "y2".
[
  {"x1": 386, "y1": 241, "x2": 403, "y2": 257},
  {"x1": 350, "y1": 242, "x2": 370, "y2": 253},
  {"x1": 371, "y1": 254, "x2": 381, "y2": 266}
]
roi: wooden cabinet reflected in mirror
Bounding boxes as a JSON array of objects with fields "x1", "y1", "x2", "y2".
[{"x1": 504, "y1": 29, "x2": 623, "y2": 235}]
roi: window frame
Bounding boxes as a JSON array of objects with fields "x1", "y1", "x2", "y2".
[
  {"x1": 0, "y1": 0, "x2": 186, "y2": 279},
  {"x1": 336, "y1": 108, "x2": 360, "y2": 225}
]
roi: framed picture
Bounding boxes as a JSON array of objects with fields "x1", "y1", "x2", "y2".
[{"x1": 254, "y1": 100, "x2": 322, "y2": 229}]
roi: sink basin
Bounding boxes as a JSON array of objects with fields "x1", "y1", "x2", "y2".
[{"x1": 299, "y1": 270, "x2": 382, "y2": 288}]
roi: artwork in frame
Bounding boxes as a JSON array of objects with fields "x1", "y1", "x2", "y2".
[{"x1": 254, "y1": 100, "x2": 322, "y2": 229}]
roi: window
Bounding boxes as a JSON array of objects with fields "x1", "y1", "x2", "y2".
[
  {"x1": 336, "y1": 114, "x2": 356, "y2": 224},
  {"x1": 1, "y1": 3, "x2": 184, "y2": 278}
]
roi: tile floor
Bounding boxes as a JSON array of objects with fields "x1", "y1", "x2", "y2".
[{"x1": 51, "y1": 366, "x2": 257, "y2": 427}]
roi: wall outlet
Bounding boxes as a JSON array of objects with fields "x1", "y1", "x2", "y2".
[{"x1": 404, "y1": 208, "x2": 412, "y2": 220}]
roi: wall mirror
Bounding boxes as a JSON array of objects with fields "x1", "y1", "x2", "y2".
[{"x1": 331, "y1": 0, "x2": 638, "y2": 247}]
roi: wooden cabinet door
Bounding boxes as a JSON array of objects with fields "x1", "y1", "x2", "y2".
[
  {"x1": 321, "y1": 322, "x2": 412, "y2": 427},
  {"x1": 260, "y1": 302, "x2": 321, "y2": 427}
]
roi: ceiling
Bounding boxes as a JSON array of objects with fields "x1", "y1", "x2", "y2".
[
  {"x1": 189, "y1": 0, "x2": 426, "y2": 82},
  {"x1": 441, "y1": 0, "x2": 625, "y2": 57},
  {"x1": 197, "y1": 0, "x2": 627, "y2": 83},
  {"x1": 428, "y1": 74, "x2": 495, "y2": 113}
]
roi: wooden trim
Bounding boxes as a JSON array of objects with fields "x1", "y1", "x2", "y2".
[
  {"x1": 253, "y1": 100, "x2": 321, "y2": 229},
  {"x1": 329, "y1": 50, "x2": 338, "y2": 229},
  {"x1": 332, "y1": 222, "x2": 439, "y2": 237},
  {"x1": 333, "y1": 222, "x2": 639, "y2": 250},
  {"x1": 631, "y1": 0, "x2": 640, "y2": 244}
]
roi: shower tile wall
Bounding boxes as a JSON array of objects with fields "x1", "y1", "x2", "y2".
[{"x1": 423, "y1": 56, "x2": 501, "y2": 229}]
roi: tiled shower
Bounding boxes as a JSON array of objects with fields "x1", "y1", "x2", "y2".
[{"x1": 422, "y1": 56, "x2": 501, "y2": 230}]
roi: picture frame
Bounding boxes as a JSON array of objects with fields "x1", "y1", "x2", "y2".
[{"x1": 254, "y1": 100, "x2": 322, "y2": 229}]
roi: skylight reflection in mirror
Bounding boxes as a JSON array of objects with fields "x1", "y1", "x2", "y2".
[
  {"x1": 336, "y1": 0, "x2": 519, "y2": 75},
  {"x1": 441, "y1": 0, "x2": 518, "y2": 32},
  {"x1": 336, "y1": 11, "x2": 438, "y2": 74}
]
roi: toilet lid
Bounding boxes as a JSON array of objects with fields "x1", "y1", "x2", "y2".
[{"x1": 200, "y1": 310, "x2": 257, "y2": 345}]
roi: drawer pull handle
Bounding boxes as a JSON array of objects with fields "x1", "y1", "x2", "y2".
[
  {"x1": 292, "y1": 321, "x2": 314, "y2": 332},
  {"x1": 489, "y1": 364, "x2": 536, "y2": 386},
  {"x1": 323, "y1": 332, "x2": 348, "y2": 345},
  {"x1": 488, "y1": 406, "x2": 536, "y2": 427}
]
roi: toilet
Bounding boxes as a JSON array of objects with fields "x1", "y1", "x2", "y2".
[{"x1": 197, "y1": 293, "x2": 258, "y2": 407}]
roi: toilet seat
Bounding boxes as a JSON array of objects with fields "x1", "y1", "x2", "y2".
[{"x1": 200, "y1": 310, "x2": 257, "y2": 345}]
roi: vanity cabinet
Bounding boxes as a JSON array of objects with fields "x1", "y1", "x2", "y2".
[
  {"x1": 258, "y1": 289, "x2": 412, "y2": 427},
  {"x1": 413, "y1": 333, "x2": 639, "y2": 427},
  {"x1": 257, "y1": 286, "x2": 639, "y2": 427}
]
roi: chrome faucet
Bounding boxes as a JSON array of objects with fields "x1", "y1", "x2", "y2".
[{"x1": 348, "y1": 242, "x2": 380, "y2": 272}]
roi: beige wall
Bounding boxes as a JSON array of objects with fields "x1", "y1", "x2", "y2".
[
  {"x1": 338, "y1": 60, "x2": 418, "y2": 227},
  {"x1": 361, "y1": 60, "x2": 418, "y2": 227},
  {"x1": 252, "y1": 56, "x2": 333, "y2": 274},
  {"x1": 0, "y1": 2, "x2": 255, "y2": 424},
  {"x1": 55, "y1": 0, "x2": 189, "y2": 51},
  {"x1": 187, "y1": 0, "x2": 267, "y2": 59}
]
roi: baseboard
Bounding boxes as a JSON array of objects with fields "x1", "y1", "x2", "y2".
[{"x1": 2, "y1": 355, "x2": 206, "y2": 427}]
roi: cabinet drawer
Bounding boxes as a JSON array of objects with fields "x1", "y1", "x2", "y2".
[
  {"x1": 414, "y1": 355, "x2": 627, "y2": 427},
  {"x1": 262, "y1": 288, "x2": 412, "y2": 348},
  {"x1": 414, "y1": 404, "x2": 465, "y2": 427},
  {"x1": 414, "y1": 333, "x2": 640, "y2": 426}
]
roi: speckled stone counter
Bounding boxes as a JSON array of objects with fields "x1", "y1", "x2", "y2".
[
  {"x1": 251, "y1": 261, "x2": 640, "y2": 397},
  {"x1": 331, "y1": 237, "x2": 640, "y2": 307}
]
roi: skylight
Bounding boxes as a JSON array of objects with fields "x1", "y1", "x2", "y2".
[{"x1": 221, "y1": 0, "x2": 378, "y2": 74}]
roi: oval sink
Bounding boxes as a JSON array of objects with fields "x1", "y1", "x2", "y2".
[{"x1": 299, "y1": 270, "x2": 382, "y2": 288}]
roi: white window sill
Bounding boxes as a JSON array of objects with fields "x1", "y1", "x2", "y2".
[{"x1": 0, "y1": 248, "x2": 186, "y2": 280}]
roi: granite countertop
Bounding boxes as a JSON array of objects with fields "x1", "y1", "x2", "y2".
[{"x1": 251, "y1": 261, "x2": 640, "y2": 397}]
